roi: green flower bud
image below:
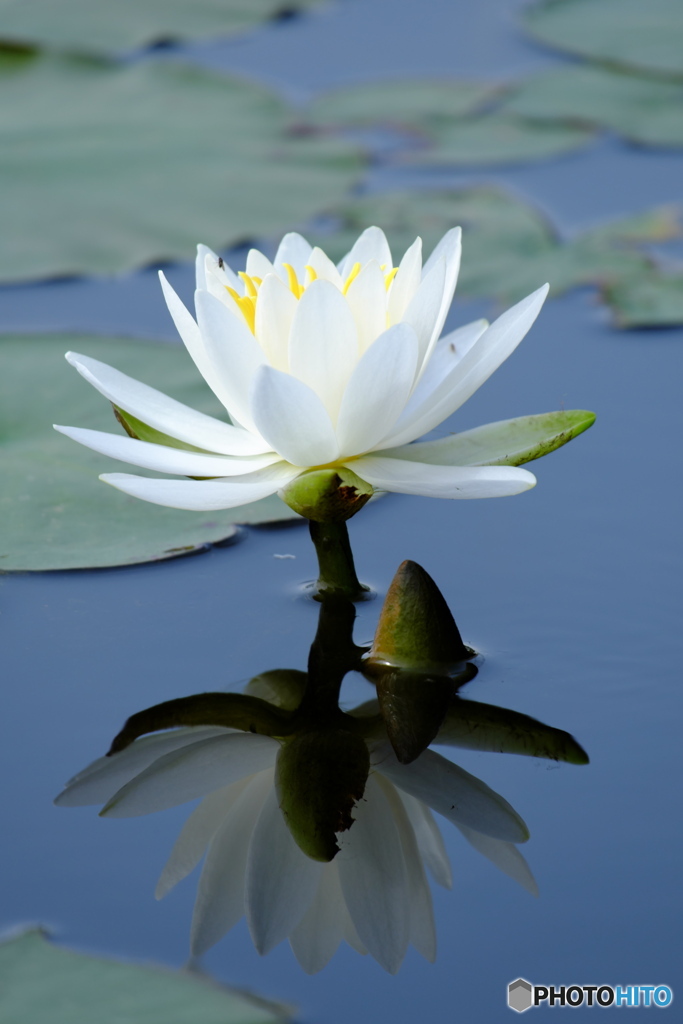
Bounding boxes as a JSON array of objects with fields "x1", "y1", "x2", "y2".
[
  {"x1": 280, "y1": 468, "x2": 373, "y2": 523},
  {"x1": 275, "y1": 729, "x2": 370, "y2": 862}
]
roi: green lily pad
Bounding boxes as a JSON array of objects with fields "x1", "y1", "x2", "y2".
[
  {"x1": 505, "y1": 65, "x2": 683, "y2": 147},
  {"x1": 310, "y1": 78, "x2": 500, "y2": 127},
  {"x1": 0, "y1": 51, "x2": 363, "y2": 283},
  {"x1": 601, "y1": 271, "x2": 683, "y2": 327},
  {"x1": 0, "y1": 334, "x2": 300, "y2": 572},
  {"x1": 0, "y1": 929, "x2": 288, "y2": 1024},
  {"x1": 0, "y1": 0, "x2": 322, "y2": 54},
  {"x1": 313, "y1": 188, "x2": 673, "y2": 304},
  {"x1": 385, "y1": 411, "x2": 596, "y2": 468},
  {"x1": 409, "y1": 113, "x2": 594, "y2": 166},
  {"x1": 524, "y1": 0, "x2": 683, "y2": 80}
]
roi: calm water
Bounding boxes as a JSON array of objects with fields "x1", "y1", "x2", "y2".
[{"x1": 2, "y1": 1, "x2": 682, "y2": 1020}]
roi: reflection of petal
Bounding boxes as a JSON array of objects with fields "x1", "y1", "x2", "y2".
[
  {"x1": 401, "y1": 792, "x2": 453, "y2": 890},
  {"x1": 246, "y1": 784, "x2": 322, "y2": 954},
  {"x1": 338, "y1": 775, "x2": 410, "y2": 974},
  {"x1": 374, "y1": 744, "x2": 530, "y2": 842},
  {"x1": 101, "y1": 733, "x2": 278, "y2": 817},
  {"x1": 456, "y1": 824, "x2": 539, "y2": 897},
  {"x1": 289, "y1": 863, "x2": 348, "y2": 974},
  {"x1": 192, "y1": 772, "x2": 273, "y2": 955}
]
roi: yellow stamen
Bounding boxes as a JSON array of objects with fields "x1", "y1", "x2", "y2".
[
  {"x1": 251, "y1": 276, "x2": 263, "y2": 287},
  {"x1": 343, "y1": 262, "x2": 362, "y2": 294},
  {"x1": 304, "y1": 264, "x2": 318, "y2": 286},
  {"x1": 238, "y1": 272, "x2": 258, "y2": 298},
  {"x1": 282, "y1": 262, "x2": 303, "y2": 298},
  {"x1": 225, "y1": 285, "x2": 256, "y2": 333},
  {"x1": 384, "y1": 267, "x2": 399, "y2": 290}
]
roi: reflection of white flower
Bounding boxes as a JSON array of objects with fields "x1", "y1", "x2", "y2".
[
  {"x1": 56, "y1": 727, "x2": 536, "y2": 974},
  {"x1": 55, "y1": 228, "x2": 546, "y2": 511}
]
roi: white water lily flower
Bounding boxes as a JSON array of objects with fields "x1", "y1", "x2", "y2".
[
  {"x1": 55, "y1": 727, "x2": 536, "y2": 974},
  {"x1": 55, "y1": 227, "x2": 547, "y2": 511}
]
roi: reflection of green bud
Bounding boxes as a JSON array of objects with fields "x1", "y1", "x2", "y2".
[
  {"x1": 276, "y1": 729, "x2": 369, "y2": 862},
  {"x1": 245, "y1": 669, "x2": 308, "y2": 711},
  {"x1": 366, "y1": 560, "x2": 469, "y2": 673},
  {"x1": 280, "y1": 468, "x2": 373, "y2": 523}
]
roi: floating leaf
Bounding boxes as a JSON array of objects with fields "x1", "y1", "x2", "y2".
[
  {"x1": 0, "y1": 52, "x2": 363, "y2": 283},
  {"x1": 506, "y1": 65, "x2": 683, "y2": 148},
  {"x1": 0, "y1": 0, "x2": 323, "y2": 54},
  {"x1": 310, "y1": 78, "x2": 500, "y2": 127},
  {"x1": 386, "y1": 411, "x2": 596, "y2": 469},
  {"x1": 0, "y1": 334, "x2": 300, "y2": 572},
  {"x1": 0, "y1": 929, "x2": 288, "y2": 1024},
  {"x1": 602, "y1": 271, "x2": 683, "y2": 327},
  {"x1": 409, "y1": 113, "x2": 594, "y2": 166},
  {"x1": 313, "y1": 188, "x2": 670, "y2": 303},
  {"x1": 524, "y1": 0, "x2": 683, "y2": 80}
]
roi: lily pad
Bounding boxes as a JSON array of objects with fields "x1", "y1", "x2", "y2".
[
  {"x1": 602, "y1": 271, "x2": 683, "y2": 327},
  {"x1": 505, "y1": 65, "x2": 683, "y2": 148},
  {"x1": 313, "y1": 188, "x2": 672, "y2": 303},
  {"x1": 310, "y1": 78, "x2": 501, "y2": 127},
  {"x1": 0, "y1": 929, "x2": 288, "y2": 1024},
  {"x1": 0, "y1": 52, "x2": 363, "y2": 283},
  {"x1": 0, "y1": 334, "x2": 300, "y2": 572},
  {"x1": 409, "y1": 113, "x2": 594, "y2": 166},
  {"x1": 0, "y1": 0, "x2": 322, "y2": 54},
  {"x1": 524, "y1": 0, "x2": 683, "y2": 80}
]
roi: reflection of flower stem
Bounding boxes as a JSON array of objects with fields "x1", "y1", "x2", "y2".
[{"x1": 309, "y1": 519, "x2": 368, "y2": 601}]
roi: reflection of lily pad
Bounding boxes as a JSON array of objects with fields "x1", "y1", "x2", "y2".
[
  {"x1": 0, "y1": 334, "x2": 300, "y2": 572},
  {"x1": 310, "y1": 78, "x2": 500, "y2": 127},
  {"x1": 524, "y1": 0, "x2": 683, "y2": 79},
  {"x1": 409, "y1": 113, "x2": 594, "y2": 166},
  {"x1": 0, "y1": 930, "x2": 288, "y2": 1024},
  {"x1": 0, "y1": 52, "x2": 362, "y2": 282},
  {"x1": 313, "y1": 189, "x2": 672, "y2": 303},
  {"x1": 0, "y1": 0, "x2": 322, "y2": 54},
  {"x1": 506, "y1": 65, "x2": 683, "y2": 148},
  {"x1": 602, "y1": 272, "x2": 683, "y2": 327}
]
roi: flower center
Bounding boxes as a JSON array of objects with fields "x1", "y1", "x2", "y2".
[{"x1": 224, "y1": 261, "x2": 399, "y2": 334}]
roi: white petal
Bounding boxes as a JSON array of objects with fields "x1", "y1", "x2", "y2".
[
  {"x1": 246, "y1": 785, "x2": 321, "y2": 954},
  {"x1": 336, "y1": 324, "x2": 419, "y2": 456},
  {"x1": 251, "y1": 366, "x2": 339, "y2": 467},
  {"x1": 196, "y1": 245, "x2": 240, "y2": 292},
  {"x1": 388, "y1": 237, "x2": 422, "y2": 324},
  {"x1": 400, "y1": 793, "x2": 453, "y2": 889},
  {"x1": 289, "y1": 279, "x2": 359, "y2": 422},
  {"x1": 381, "y1": 284, "x2": 549, "y2": 448},
  {"x1": 349, "y1": 456, "x2": 536, "y2": 499},
  {"x1": 421, "y1": 227, "x2": 462, "y2": 357},
  {"x1": 307, "y1": 247, "x2": 344, "y2": 290},
  {"x1": 100, "y1": 463, "x2": 299, "y2": 511},
  {"x1": 289, "y1": 864, "x2": 346, "y2": 974},
  {"x1": 254, "y1": 273, "x2": 298, "y2": 371},
  {"x1": 337, "y1": 774, "x2": 410, "y2": 974},
  {"x1": 64, "y1": 352, "x2": 269, "y2": 457},
  {"x1": 456, "y1": 824, "x2": 539, "y2": 896},
  {"x1": 101, "y1": 733, "x2": 279, "y2": 817},
  {"x1": 343, "y1": 259, "x2": 387, "y2": 355},
  {"x1": 376, "y1": 776, "x2": 436, "y2": 962},
  {"x1": 195, "y1": 290, "x2": 267, "y2": 432},
  {"x1": 337, "y1": 227, "x2": 392, "y2": 281},
  {"x1": 403, "y1": 257, "x2": 447, "y2": 372},
  {"x1": 55, "y1": 426, "x2": 282, "y2": 477},
  {"x1": 246, "y1": 248, "x2": 275, "y2": 280},
  {"x1": 274, "y1": 232, "x2": 312, "y2": 280},
  {"x1": 373, "y1": 745, "x2": 530, "y2": 843},
  {"x1": 203, "y1": 257, "x2": 243, "y2": 312},
  {"x1": 159, "y1": 272, "x2": 239, "y2": 414},
  {"x1": 191, "y1": 771, "x2": 273, "y2": 955},
  {"x1": 54, "y1": 728, "x2": 231, "y2": 807},
  {"x1": 156, "y1": 780, "x2": 248, "y2": 899}
]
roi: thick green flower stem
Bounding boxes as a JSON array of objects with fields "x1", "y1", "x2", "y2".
[{"x1": 308, "y1": 519, "x2": 368, "y2": 601}]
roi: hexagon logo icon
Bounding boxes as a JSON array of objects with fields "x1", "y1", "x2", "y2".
[{"x1": 508, "y1": 978, "x2": 533, "y2": 1013}]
